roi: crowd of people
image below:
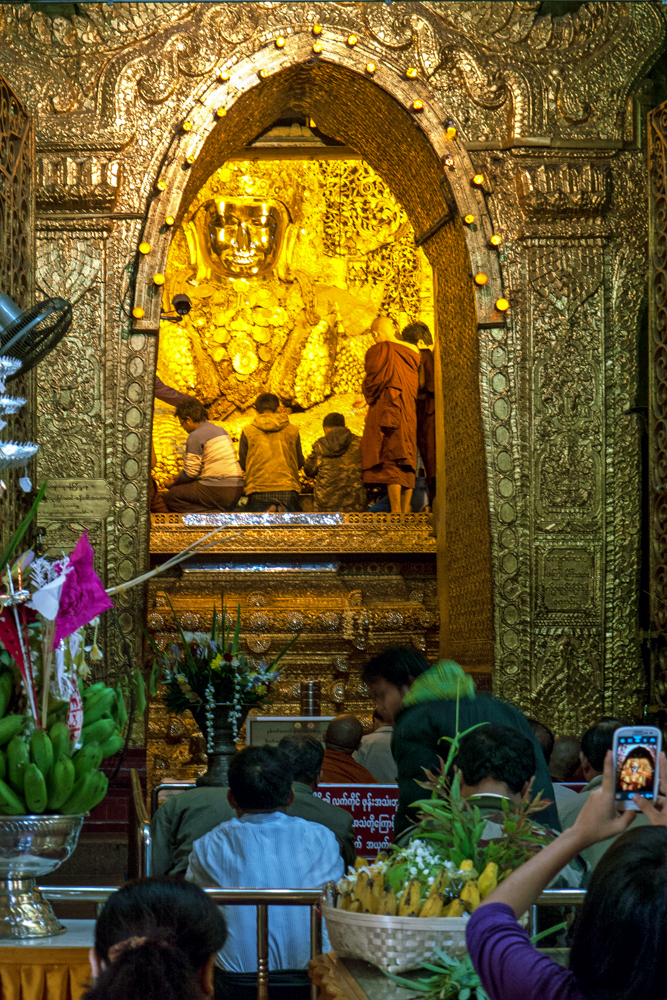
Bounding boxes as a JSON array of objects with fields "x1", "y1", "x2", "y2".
[
  {"x1": 151, "y1": 316, "x2": 435, "y2": 515},
  {"x1": 83, "y1": 648, "x2": 667, "y2": 1000}
]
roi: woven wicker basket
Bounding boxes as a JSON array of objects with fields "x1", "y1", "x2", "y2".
[{"x1": 322, "y1": 901, "x2": 468, "y2": 973}]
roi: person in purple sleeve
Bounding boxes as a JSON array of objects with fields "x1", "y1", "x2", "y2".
[
  {"x1": 466, "y1": 749, "x2": 667, "y2": 1000},
  {"x1": 154, "y1": 375, "x2": 198, "y2": 407}
]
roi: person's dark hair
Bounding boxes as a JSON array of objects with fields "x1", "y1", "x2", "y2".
[
  {"x1": 255, "y1": 392, "x2": 279, "y2": 413},
  {"x1": 549, "y1": 735, "x2": 581, "y2": 782},
  {"x1": 361, "y1": 646, "x2": 430, "y2": 689},
  {"x1": 86, "y1": 877, "x2": 227, "y2": 1000},
  {"x1": 228, "y1": 745, "x2": 293, "y2": 810},
  {"x1": 569, "y1": 826, "x2": 667, "y2": 1000},
  {"x1": 454, "y1": 724, "x2": 536, "y2": 795},
  {"x1": 323, "y1": 412, "x2": 345, "y2": 429},
  {"x1": 276, "y1": 733, "x2": 324, "y2": 785},
  {"x1": 526, "y1": 718, "x2": 554, "y2": 766},
  {"x1": 401, "y1": 322, "x2": 433, "y2": 346},
  {"x1": 174, "y1": 400, "x2": 207, "y2": 424},
  {"x1": 581, "y1": 719, "x2": 623, "y2": 773}
]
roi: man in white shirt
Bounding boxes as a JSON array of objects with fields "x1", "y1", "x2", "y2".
[
  {"x1": 353, "y1": 711, "x2": 397, "y2": 784},
  {"x1": 186, "y1": 745, "x2": 343, "y2": 995}
]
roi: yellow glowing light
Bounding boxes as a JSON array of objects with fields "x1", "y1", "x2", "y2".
[
  {"x1": 153, "y1": 274, "x2": 165, "y2": 286},
  {"x1": 182, "y1": 120, "x2": 193, "y2": 132},
  {"x1": 406, "y1": 67, "x2": 418, "y2": 79},
  {"x1": 472, "y1": 173, "x2": 484, "y2": 186},
  {"x1": 366, "y1": 62, "x2": 376, "y2": 74},
  {"x1": 218, "y1": 69, "x2": 230, "y2": 81},
  {"x1": 259, "y1": 68, "x2": 270, "y2": 79},
  {"x1": 312, "y1": 41, "x2": 323, "y2": 53},
  {"x1": 490, "y1": 234, "x2": 502, "y2": 246},
  {"x1": 474, "y1": 273, "x2": 488, "y2": 286},
  {"x1": 464, "y1": 214, "x2": 475, "y2": 224},
  {"x1": 496, "y1": 298, "x2": 510, "y2": 311},
  {"x1": 165, "y1": 216, "x2": 175, "y2": 226},
  {"x1": 446, "y1": 126, "x2": 457, "y2": 140},
  {"x1": 275, "y1": 36, "x2": 286, "y2": 48},
  {"x1": 132, "y1": 307, "x2": 145, "y2": 319},
  {"x1": 444, "y1": 155, "x2": 454, "y2": 167},
  {"x1": 313, "y1": 23, "x2": 323, "y2": 35},
  {"x1": 156, "y1": 181, "x2": 167, "y2": 192},
  {"x1": 309, "y1": 119, "x2": 317, "y2": 129},
  {"x1": 139, "y1": 242, "x2": 151, "y2": 255},
  {"x1": 347, "y1": 34, "x2": 358, "y2": 46},
  {"x1": 216, "y1": 107, "x2": 227, "y2": 118},
  {"x1": 185, "y1": 154, "x2": 195, "y2": 165},
  {"x1": 412, "y1": 100, "x2": 424, "y2": 111}
]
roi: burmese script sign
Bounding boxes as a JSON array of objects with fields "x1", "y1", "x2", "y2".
[
  {"x1": 543, "y1": 546, "x2": 595, "y2": 612},
  {"x1": 316, "y1": 784, "x2": 399, "y2": 856},
  {"x1": 39, "y1": 479, "x2": 111, "y2": 520}
]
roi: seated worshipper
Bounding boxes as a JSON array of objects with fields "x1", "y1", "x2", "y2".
[
  {"x1": 466, "y1": 749, "x2": 667, "y2": 1000},
  {"x1": 401, "y1": 322, "x2": 436, "y2": 498},
  {"x1": 86, "y1": 877, "x2": 227, "y2": 1000},
  {"x1": 353, "y1": 710, "x2": 397, "y2": 784},
  {"x1": 559, "y1": 719, "x2": 648, "y2": 872},
  {"x1": 549, "y1": 734, "x2": 583, "y2": 810},
  {"x1": 186, "y1": 746, "x2": 343, "y2": 1000},
  {"x1": 154, "y1": 375, "x2": 198, "y2": 407},
  {"x1": 320, "y1": 715, "x2": 378, "y2": 784},
  {"x1": 451, "y1": 725, "x2": 582, "y2": 887},
  {"x1": 302, "y1": 412, "x2": 366, "y2": 512},
  {"x1": 163, "y1": 401, "x2": 242, "y2": 513},
  {"x1": 527, "y1": 718, "x2": 555, "y2": 768},
  {"x1": 276, "y1": 732, "x2": 356, "y2": 869},
  {"x1": 239, "y1": 393, "x2": 304, "y2": 512},
  {"x1": 151, "y1": 740, "x2": 355, "y2": 876},
  {"x1": 360, "y1": 316, "x2": 421, "y2": 514},
  {"x1": 361, "y1": 648, "x2": 559, "y2": 837}
]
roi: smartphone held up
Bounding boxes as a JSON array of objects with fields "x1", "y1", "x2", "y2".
[{"x1": 613, "y1": 726, "x2": 662, "y2": 811}]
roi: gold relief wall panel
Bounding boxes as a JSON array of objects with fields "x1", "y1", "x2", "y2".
[{"x1": 0, "y1": 3, "x2": 662, "y2": 740}]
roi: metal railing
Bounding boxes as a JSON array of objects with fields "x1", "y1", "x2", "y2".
[
  {"x1": 150, "y1": 780, "x2": 196, "y2": 817},
  {"x1": 40, "y1": 884, "x2": 322, "y2": 1000},
  {"x1": 129, "y1": 769, "x2": 152, "y2": 879}
]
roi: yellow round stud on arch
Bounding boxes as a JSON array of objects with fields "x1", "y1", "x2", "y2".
[
  {"x1": 406, "y1": 67, "x2": 418, "y2": 79},
  {"x1": 490, "y1": 234, "x2": 502, "y2": 247},
  {"x1": 496, "y1": 298, "x2": 510, "y2": 312},
  {"x1": 153, "y1": 274, "x2": 165, "y2": 286},
  {"x1": 312, "y1": 41, "x2": 323, "y2": 54},
  {"x1": 275, "y1": 36, "x2": 286, "y2": 48},
  {"x1": 412, "y1": 100, "x2": 424, "y2": 112},
  {"x1": 446, "y1": 125, "x2": 457, "y2": 140},
  {"x1": 185, "y1": 154, "x2": 196, "y2": 165},
  {"x1": 366, "y1": 62, "x2": 376, "y2": 74},
  {"x1": 259, "y1": 68, "x2": 270, "y2": 79},
  {"x1": 138, "y1": 242, "x2": 151, "y2": 255},
  {"x1": 472, "y1": 173, "x2": 485, "y2": 186},
  {"x1": 182, "y1": 120, "x2": 193, "y2": 132},
  {"x1": 165, "y1": 217, "x2": 175, "y2": 227},
  {"x1": 312, "y1": 23, "x2": 323, "y2": 35},
  {"x1": 474, "y1": 273, "x2": 488, "y2": 286},
  {"x1": 132, "y1": 307, "x2": 145, "y2": 319},
  {"x1": 156, "y1": 181, "x2": 167, "y2": 192},
  {"x1": 347, "y1": 34, "x2": 358, "y2": 46},
  {"x1": 218, "y1": 69, "x2": 230, "y2": 82},
  {"x1": 464, "y1": 214, "x2": 475, "y2": 224},
  {"x1": 216, "y1": 107, "x2": 227, "y2": 118}
]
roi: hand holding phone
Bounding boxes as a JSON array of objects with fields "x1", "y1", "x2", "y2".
[{"x1": 613, "y1": 726, "x2": 662, "y2": 811}]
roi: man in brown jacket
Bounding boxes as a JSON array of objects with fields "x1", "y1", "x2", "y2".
[
  {"x1": 239, "y1": 393, "x2": 304, "y2": 511},
  {"x1": 303, "y1": 413, "x2": 367, "y2": 512}
]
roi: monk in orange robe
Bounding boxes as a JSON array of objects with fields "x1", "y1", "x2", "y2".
[
  {"x1": 320, "y1": 715, "x2": 378, "y2": 784},
  {"x1": 361, "y1": 316, "x2": 421, "y2": 513},
  {"x1": 401, "y1": 322, "x2": 436, "y2": 498}
]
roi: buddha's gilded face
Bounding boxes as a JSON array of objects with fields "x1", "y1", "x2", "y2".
[{"x1": 206, "y1": 198, "x2": 286, "y2": 277}]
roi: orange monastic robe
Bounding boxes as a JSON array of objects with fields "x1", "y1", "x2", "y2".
[
  {"x1": 320, "y1": 748, "x2": 378, "y2": 784},
  {"x1": 360, "y1": 341, "x2": 421, "y2": 489}
]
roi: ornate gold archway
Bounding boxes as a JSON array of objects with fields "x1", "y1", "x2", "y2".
[{"x1": 135, "y1": 53, "x2": 503, "y2": 670}]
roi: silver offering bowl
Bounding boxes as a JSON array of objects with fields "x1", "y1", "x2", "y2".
[{"x1": 0, "y1": 814, "x2": 85, "y2": 937}]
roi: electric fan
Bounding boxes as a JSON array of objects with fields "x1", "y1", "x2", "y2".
[{"x1": 0, "y1": 292, "x2": 72, "y2": 381}]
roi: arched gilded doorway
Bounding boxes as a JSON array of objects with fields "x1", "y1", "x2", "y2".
[{"x1": 136, "y1": 55, "x2": 499, "y2": 674}]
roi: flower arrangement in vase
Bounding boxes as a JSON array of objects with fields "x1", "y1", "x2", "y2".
[{"x1": 146, "y1": 601, "x2": 297, "y2": 785}]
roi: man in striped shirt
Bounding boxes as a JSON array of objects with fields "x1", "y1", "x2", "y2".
[{"x1": 163, "y1": 400, "x2": 243, "y2": 513}]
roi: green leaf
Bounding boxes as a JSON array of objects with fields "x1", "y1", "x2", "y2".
[
  {"x1": 530, "y1": 921, "x2": 567, "y2": 944},
  {"x1": 0, "y1": 480, "x2": 47, "y2": 573},
  {"x1": 459, "y1": 989, "x2": 471, "y2": 999}
]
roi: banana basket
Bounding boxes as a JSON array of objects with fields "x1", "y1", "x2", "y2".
[{"x1": 321, "y1": 899, "x2": 468, "y2": 974}]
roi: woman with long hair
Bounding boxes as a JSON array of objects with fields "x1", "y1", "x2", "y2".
[
  {"x1": 86, "y1": 878, "x2": 227, "y2": 1000},
  {"x1": 466, "y1": 749, "x2": 667, "y2": 1000}
]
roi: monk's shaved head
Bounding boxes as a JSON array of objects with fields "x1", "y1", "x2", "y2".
[
  {"x1": 371, "y1": 316, "x2": 396, "y2": 342},
  {"x1": 325, "y1": 714, "x2": 365, "y2": 754}
]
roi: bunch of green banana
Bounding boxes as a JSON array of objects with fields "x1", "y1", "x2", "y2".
[{"x1": 0, "y1": 678, "x2": 129, "y2": 816}]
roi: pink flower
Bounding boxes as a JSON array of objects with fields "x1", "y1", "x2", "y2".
[{"x1": 53, "y1": 533, "x2": 113, "y2": 648}]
